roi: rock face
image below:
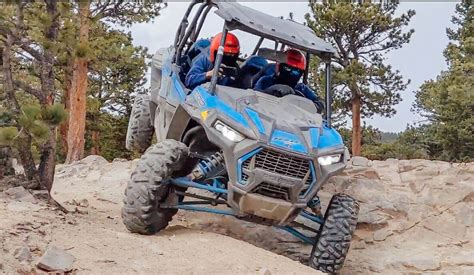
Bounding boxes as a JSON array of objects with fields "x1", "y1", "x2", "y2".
[{"x1": 327, "y1": 159, "x2": 474, "y2": 274}]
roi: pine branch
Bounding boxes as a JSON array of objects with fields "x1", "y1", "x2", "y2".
[{"x1": 13, "y1": 79, "x2": 46, "y2": 103}]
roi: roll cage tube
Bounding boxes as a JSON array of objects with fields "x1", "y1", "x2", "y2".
[
  {"x1": 175, "y1": 2, "x2": 208, "y2": 64},
  {"x1": 303, "y1": 52, "x2": 310, "y2": 84},
  {"x1": 325, "y1": 61, "x2": 332, "y2": 128},
  {"x1": 191, "y1": 4, "x2": 213, "y2": 43},
  {"x1": 173, "y1": 0, "x2": 200, "y2": 49},
  {"x1": 209, "y1": 24, "x2": 228, "y2": 94}
]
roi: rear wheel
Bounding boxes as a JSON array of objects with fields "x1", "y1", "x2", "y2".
[
  {"x1": 126, "y1": 93, "x2": 154, "y2": 153},
  {"x1": 309, "y1": 193, "x2": 359, "y2": 274},
  {"x1": 121, "y1": 140, "x2": 189, "y2": 234}
]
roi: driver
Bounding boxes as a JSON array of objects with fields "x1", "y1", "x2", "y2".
[
  {"x1": 185, "y1": 32, "x2": 240, "y2": 90},
  {"x1": 254, "y1": 48, "x2": 324, "y2": 112}
]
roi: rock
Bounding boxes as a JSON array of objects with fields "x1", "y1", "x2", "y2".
[
  {"x1": 11, "y1": 158, "x2": 25, "y2": 175},
  {"x1": 352, "y1": 241, "x2": 367, "y2": 250},
  {"x1": 79, "y1": 155, "x2": 109, "y2": 169},
  {"x1": 4, "y1": 186, "x2": 36, "y2": 203},
  {"x1": 259, "y1": 267, "x2": 271, "y2": 275},
  {"x1": 423, "y1": 215, "x2": 467, "y2": 240},
  {"x1": 14, "y1": 245, "x2": 32, "y2": 263},
  {"x1": 400, "y1": 171, "x2": 432, "y2": 183},
  {"x1": 36, "y1": 246, "x2": 75, "y2": 272},
  {"x1": 455, "y1": 204, "x2": 473, "y2": 227},
  {"x1": 401, "y1": 257, "x2": 441, "y2": 271},
  {"x1": 351, "y1": 156, "x2": 370, "y2": 167},
  {"x1": 362, "y1": 169, "x2": 380, "y2": 180},
  {"x1": 373, "y1": 228, "x2": 393, "y2": 241},
  {"x1": 113, "y1": 158, "x2": 128, "y2": 163},
  {"x1": 7, "y1": 201, "x2": 42, "y2": 212},
  {"x1": 409, "y1": 181, "x2": 425, "y2": 193},
  {"x1": 442, "y1": 250, "x2": 474, "y2": 266},
  {"x1": 357, "y1": 211, "x2": 389, "y2": 228}
]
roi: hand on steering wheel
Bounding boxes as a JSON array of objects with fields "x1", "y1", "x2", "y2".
[{"x1": 262, "y1": 84, "x2": 296, "y2": 98}]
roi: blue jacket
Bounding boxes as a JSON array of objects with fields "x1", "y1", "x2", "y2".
[
  {"x1": 185, "y1": 55, "x2": 233, "y2": 90},
  {"x1": 254, "y1": 75, "x2": 324, "y2": 112}
]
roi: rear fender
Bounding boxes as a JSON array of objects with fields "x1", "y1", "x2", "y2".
[{"x1": 151, "y1": 47, "x2": 173, "y2": 106}]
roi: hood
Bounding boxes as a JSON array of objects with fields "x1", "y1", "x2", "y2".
[{"x1": 208, "y1": 86, "x2": 342, "y2": 155}]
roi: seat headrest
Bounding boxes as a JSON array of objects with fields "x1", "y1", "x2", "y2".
[{"x1": 241, "y1": 56, "x2": 268, "y2": 70}]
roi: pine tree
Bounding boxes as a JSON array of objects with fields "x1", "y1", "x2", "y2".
[
  {"x1": 306, "y1": 1, "x2": 414, "y2": 155},
  {"x1": 414, "y1": 1, "x2": 473, "y2": 161},
  {"x1": 62, "y1": 1, "x2": 166, "y2": 163},
  {"x1": 0, "y1": 0, "x2": 66, "y2": 191}
]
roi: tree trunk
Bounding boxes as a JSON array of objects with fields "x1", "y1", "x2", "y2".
[
  {"x1": 90, "y1": 130, "x2": 100, "y2": 155},
  {"x1": 351, "y1": 96, "x2": 362, "y2": 156},
  {"x1": 37, "y1": 0, "x2": 59, "y2": 191},
  {"x1": 65, "y1": 0, "x2": 90, "y2": 163},
  {"x1": 59, "y1": 57, "x2": 74, "y2": 156},
  {"x1": 17, "y1": 136, "x2": 39, "y2": 184},
  {"x1": 38, "y1": 130, "x2": 57, "y2": 192},
  {"x1": 1, "y1": 30, "x2": 38, "y2": 184}
]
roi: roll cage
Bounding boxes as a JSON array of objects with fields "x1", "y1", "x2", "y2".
[{"x1": 172, "y1": 0, "x2": 336, "y2": 127}]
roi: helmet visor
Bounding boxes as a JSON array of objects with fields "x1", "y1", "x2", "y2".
[{"x1": 277, "y1": 63, "x2": 303, "y2": 86}]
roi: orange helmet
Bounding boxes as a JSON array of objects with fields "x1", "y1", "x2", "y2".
[
  {"x1": 280, "y1": 48, "x2": 306, "y2": 70},
  {"x1": 209, "y1": 32, "x2": 240, "y2": 62}
]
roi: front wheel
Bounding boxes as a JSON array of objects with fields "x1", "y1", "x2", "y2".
[
  {"x1": 121, "y1": 140, "x2": 189, "y2": 235},
  {"x1": 309, "y1": 193, "x2": 359, "y2": 274}
]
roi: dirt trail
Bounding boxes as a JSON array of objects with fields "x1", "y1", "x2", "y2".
[
  {"x1": 0, "y1": 158, "x2": 319, "y2": 274},
  {"x1": 1, "y1": 156, "x2": 473, "y2": 274}
]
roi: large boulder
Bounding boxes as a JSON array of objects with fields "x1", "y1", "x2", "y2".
[{"x1": 327, "y1": 159, "x2": 474, "y2": 273}]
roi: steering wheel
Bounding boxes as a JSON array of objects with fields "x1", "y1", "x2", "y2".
[
  {"x1": 219, "y1": 64, "x2": 238, "y2": 79},
  {"x1": 262, "y1": 84, "x2": 297, "y2": 98}
]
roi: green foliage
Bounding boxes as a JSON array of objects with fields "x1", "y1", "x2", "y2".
[
  {"x1": 305, "y1": 1, "x2": 414, "y2": 120},
  {"x1": 413, "y1": 1, "x2": 473, "y2": 162},
  {"x1": 338, "y1": 124, "x2": 384, "y2": 153},
  {"x1": 338, "y1": 124, "x2": 432, "y2": 160},
  {"x1": 361, "y1": 125, "x2": 430, "y2": 160},
  {"x1": 18, "y1": 105, "x2": 42, "y2": 130},
  {"x1": 0, "y1": 127, "x2": 18, "y2": 145},
  {"x1": 0, "y1": 103, "x2": 67, "y2": 147},
  {"x1": 41, "y1": 104, "x2": 68, "y2": 126}
]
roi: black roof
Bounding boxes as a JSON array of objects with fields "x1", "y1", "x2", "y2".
[{"x1": 214, "y1": 1, "x2": 336, "y2": 56}]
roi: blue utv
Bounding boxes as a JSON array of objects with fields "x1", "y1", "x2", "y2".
[{"x1": 123, "y1": 1, "x2": 359, "y2": 273}]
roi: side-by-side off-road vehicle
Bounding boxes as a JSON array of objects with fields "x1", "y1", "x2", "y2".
[{"x1": 123, "y1": 1, "x2": 359, "y2": 273}]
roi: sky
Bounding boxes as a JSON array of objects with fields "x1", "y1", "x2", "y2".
[{"x1": 128, "y1": 1, "x2": 458, "y2": 132}]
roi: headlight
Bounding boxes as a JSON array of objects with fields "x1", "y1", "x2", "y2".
[
  {"x1": 318, "y1": 154, "x2": 342, "y2": 166},
  {"x1": 214, "y1": 121, "x2": 245, "y2": 142}
]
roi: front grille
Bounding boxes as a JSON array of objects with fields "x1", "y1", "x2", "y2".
[
  {"x1": 242, "y1": 148, "x2": 312, "y2": 184},
  {"x1": 252, "y1": 182, "x2": 290, "y2": 201},
  {"x1": 240, "y1": 148, "x2": 316, "y2": 200}
]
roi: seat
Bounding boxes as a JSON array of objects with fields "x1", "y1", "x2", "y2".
[
  {"x1": 234, "y1": 56, "x2": 268, "y2": 89},
  {"x1": 250, "y1": 63, "x2": 276, "y2": 89},
  {"x1": 179, "y1": 39, "x2": 211, "y2": 81}
]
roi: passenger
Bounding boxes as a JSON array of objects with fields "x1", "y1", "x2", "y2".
[
  {"x1": 185, "y1": 32, "x2": 240, "y2": 90},
  {"x1": 254, "y1": 49, "x2": 324, "y2": 112}
]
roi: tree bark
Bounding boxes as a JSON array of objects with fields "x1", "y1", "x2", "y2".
[
  {"x1": 38, "y1": 130, "x2": 57, "y2": 192},
  {"x1": 351, "y1": 96, "x2": 362, "y2": 156},
  {"x1": 1, "y1": 26, "x2": 38, "y2": 183},
  {"x1": 59, "y1": 57, "x2": 74, "y2": 156},
  {"x1": 37, "y1": 0, "x2": 59, "y2": 191},
  {"x1": 90, "y1": 130, "x2": 100, "y2": 155},
  {"x1": 65, "y1": 0, "x2": 90, "y2": 163}
]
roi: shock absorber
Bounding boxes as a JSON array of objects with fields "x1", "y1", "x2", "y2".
[
  {"x1": 190, "y1": 152, "x2": 225, "y2": 180},
  {"x1": 308, "y1": 197, "x2": 322, "y2": 218}
]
